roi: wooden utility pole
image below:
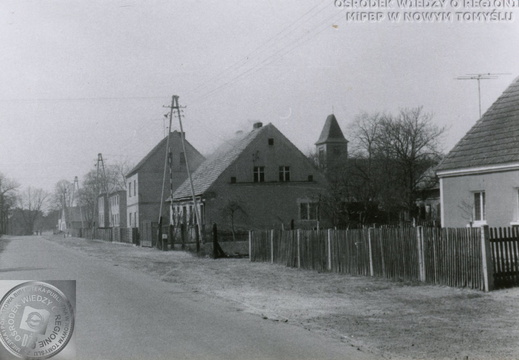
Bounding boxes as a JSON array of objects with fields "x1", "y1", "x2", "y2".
[
  {"x1": 73, "y1": 176, "x2": 84, "y2": 230},
  {"x1": 163, "y1": 95, "x2": 203, "y2": 250}
]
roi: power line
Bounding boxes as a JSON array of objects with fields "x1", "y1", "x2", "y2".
[
  {"x1": 185, "y1": 1, "x2": 331, "y2": 97},
  {"x1": 190, "y1": 9, "x2": 343, "y2": 105},
  {"x1": 0, "y1": 95, "x2": 169, "y2": 103}
]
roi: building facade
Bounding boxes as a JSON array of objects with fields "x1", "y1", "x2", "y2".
[
  {"x1": 172, "y1": 122, "x2": 329, "y2": 231},
  {"x1": 437, "y1": 76, "x2": 519, "y2": 228},
  {"x1": 126, "y1": 131, "x2": 205, "y2": 229}
]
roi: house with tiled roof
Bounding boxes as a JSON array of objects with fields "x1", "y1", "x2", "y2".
[
  {"x1": 436, "y1": 76, "x2": 519, "y2": 227},
  {"x1": 126, "y1": 131, "x2": 205, "y2": 231},
  {"x1": 171, "y1": 122, "x2": 329, "y2": 232}
]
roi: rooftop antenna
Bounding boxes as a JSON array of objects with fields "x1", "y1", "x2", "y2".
[{"x1": 456, "y1": 73, "x2": 510, "y2": 118}]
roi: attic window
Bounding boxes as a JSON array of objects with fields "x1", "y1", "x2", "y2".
[
  {"x1": 308, "y1": 175, "x2": 313, "y2": 182},
  {"x1": 268, "y1": 138, "x2": 274, "y2": 145},
  {"x1": 230, "y1": 177, "x2": 236, "y2": 184}
]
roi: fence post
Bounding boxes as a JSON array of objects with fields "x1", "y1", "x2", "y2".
[
  {"x1": 297, "y1": 229, "x2": 301, "y2": 269},
  {"x1": 248, "y1": 230, "x2": 252, "y2": 261},
  {"x1": 379, "y1": 230, "x2": 386, "y2": 278},
  {"x1": 327, "y1": 229, "x2": 332, "y2": 271},
  {"x1": 480, "y1": 225, "x2": 494, "y2": 292},
  {"x1": 270, "y1": 229, "x2": 274, "y2": 264},
  {"x1": 368, "y1": 228, "x2": 374, "y2": 277},
  {"x1": 213, "y1": 223, "x2": 218, "y2": 259},
  {"x1": 417, "y1": 226, "x2": 425, "y2": 282}
]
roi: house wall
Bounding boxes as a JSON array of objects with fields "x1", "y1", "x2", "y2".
[
  {"x1": 126, "y1": 173, "x2": 139, "y2": 228},
  {"x1": 126, "y1": 134, "x2": 205, "y2": 229},
  {"x1": 98, "y1": 195, "x2": 109, "y2": 228},
  {"x1": 173, "y1": 125, "x2": 329, "y2": 230},
  {"x1": 202, "y1": 182, "x2": 326, "y2": 230},
  {"x1": 441, "y1": 169, "x2": 519, "y2": 228},
  {"x1": 109, "y1": 191, "x2": 127, "y2": 228}
]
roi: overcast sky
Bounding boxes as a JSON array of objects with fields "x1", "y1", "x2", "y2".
[{"x1": 1, "y1": 0, "x2": 518, "y2": 193}]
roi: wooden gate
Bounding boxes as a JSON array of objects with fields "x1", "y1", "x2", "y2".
[
  {"x1": 140, "y1": 221, "x2": 158, "y2": 247},
  {"x1": 489, "y1": 227, "x2": 519, "y2": 289}
]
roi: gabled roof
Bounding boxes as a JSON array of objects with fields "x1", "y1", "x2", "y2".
[
  {"x1": 315, "y1": 114, "x2": 347, "y2": 145},
  {"x1": 126, "y1": 131, "x2": 203, "y2": 177},
  {"x1": 437, "y1": 76, "x2": 519, "y2": 172},
  {"x1": 173, "y1": 126, "x2": 265, "y2": 200}
]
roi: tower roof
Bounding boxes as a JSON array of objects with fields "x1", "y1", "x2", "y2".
[{"x1": 315, "y1": 114, "x2": 347, "y2": 145}]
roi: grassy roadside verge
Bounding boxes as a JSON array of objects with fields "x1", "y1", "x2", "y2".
[{"x1": 44, "y1": 234, "x2": 519, "y2": 360}]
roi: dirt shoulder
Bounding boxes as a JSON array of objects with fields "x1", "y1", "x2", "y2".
[{"x1": 43, "y1": 234, "x2": 519, "y2": 360}]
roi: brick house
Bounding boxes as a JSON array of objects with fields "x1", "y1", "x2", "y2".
[
  {"x1": 437, "y1": 76, "x2": 519, "y2": 227},
  {"x1": 171, "y1": 122, "x2": 329, "y2": 232},
  {"x1": 126, "y1": 131, "x2": 205, "y2": 230}
]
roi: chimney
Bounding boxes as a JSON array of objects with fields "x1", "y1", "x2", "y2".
[{"x1": 253, "y1": 122, "x2": 263, "y2": 129}]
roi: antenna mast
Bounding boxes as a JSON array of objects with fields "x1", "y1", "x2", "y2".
[{"x1": 456, "y1": 73, "x2": 510, "y2": 118}]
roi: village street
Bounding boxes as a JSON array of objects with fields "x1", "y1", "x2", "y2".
[
  {"x1": 1, "y1": 234, "x2": 518, "y2": 360},
  {"x1": 0, "y1": 235, "x2": 373, "y2": 360}
]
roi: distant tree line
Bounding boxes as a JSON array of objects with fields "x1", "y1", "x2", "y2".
[{"x1": 0, "y1": 158, "x2": 132, "y2": 236}]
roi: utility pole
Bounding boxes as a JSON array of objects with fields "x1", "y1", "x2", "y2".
[
  {"x1": 73, "y1": 176, "x2": 84, "y2": 230},
  {"x1": 163, "y1": 96, "x2": 203, "y2": 249},
  {"x1": 94, "y1": 153, "x2": 111, "y2": 232},
  {"x1": 456, "y1": 73, "x2": 510, "y2": 118}
]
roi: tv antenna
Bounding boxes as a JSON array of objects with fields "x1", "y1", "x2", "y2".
[{"x1": 456, "y1": 73, "x2": 510, "y2": 118}]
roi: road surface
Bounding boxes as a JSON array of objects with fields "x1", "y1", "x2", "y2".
[{"x1": 0, "y1": 235, "x2": 376, "y2": 360}]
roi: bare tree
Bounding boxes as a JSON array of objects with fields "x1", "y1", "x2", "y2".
[
  {"x1": 221, "y1": 199, "x2": 248, "y2": 240},
  {"x1": 375, "y1": 107, "x2": 445, "y2": 219},
  {"x1": 320, "y1": 107, "x2": 445, "y2": 227},
  {"x1": 0, "y1": 173, "x2": 20, "y2": 235},
  {"x1": 17, "y1": 187, "x2": 49, "y2": 235}
]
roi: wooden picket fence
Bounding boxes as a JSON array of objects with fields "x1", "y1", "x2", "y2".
[
  {"x1": 489, "y1": 227, "x2": 519, "y2": 289},
  {"x1": 250, "y1": 227, "x2": 497, "y2": 291}
]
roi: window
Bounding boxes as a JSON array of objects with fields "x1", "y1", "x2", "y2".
[
  {"x1": 230, "y1": 176, "x2": 236, "y2": 183},
  {"x1": 180, "y1": 152, "x2": 186, "y2": 166},
  {"x1": 279, "y1": 166, "x2": 290, "y2": 182},
  {"x1": 133, "y1": 180, "x2": 136, "y2": 196},
  {"x1": 308, "y1": 175, "x2": 313, "y2": 182},
  {"x1": 253, "y1": 166, "x2": 265, "y2": 183},
  {"x1": 128, "y1": 182, "x2": 132, "y2": 198},
  {"x1": 474, "y1": 191, "x2": 486, "y2": 222},
  {"x1": 268, "y1": 138, "x2": 274, "y2": 145},
  {"x1": 300, "y1": 202, "x2": 318, "y2": 221}
]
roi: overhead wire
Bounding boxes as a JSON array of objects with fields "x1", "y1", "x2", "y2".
[
  {"x1": 189, "y1": 9, "x2": 344, "y2": 105},
  {"x1": 184, "y1": 1, "x2": 331, "y2": 98}
]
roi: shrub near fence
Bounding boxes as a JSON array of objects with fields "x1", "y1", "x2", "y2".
[{"x1": 250, "y1": 227, "x2": 492, "y2": 291}]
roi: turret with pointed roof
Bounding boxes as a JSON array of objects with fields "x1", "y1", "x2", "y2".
[{"x1": 315, "y1": 114, "x2": 348, "y2": 171}]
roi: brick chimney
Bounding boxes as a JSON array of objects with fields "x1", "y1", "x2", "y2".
[{"x1": 253, "y1": 122, "x2": 263, "y2": 129}]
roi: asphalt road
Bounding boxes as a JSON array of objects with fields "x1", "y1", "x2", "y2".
[{"x1": 0, "y1": 235, "x2": 376, "y2": 360}]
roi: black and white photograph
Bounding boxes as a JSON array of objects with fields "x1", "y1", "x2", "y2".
[{"x1": 0, "y1": 1, "x2": 518, "y2": 359}]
